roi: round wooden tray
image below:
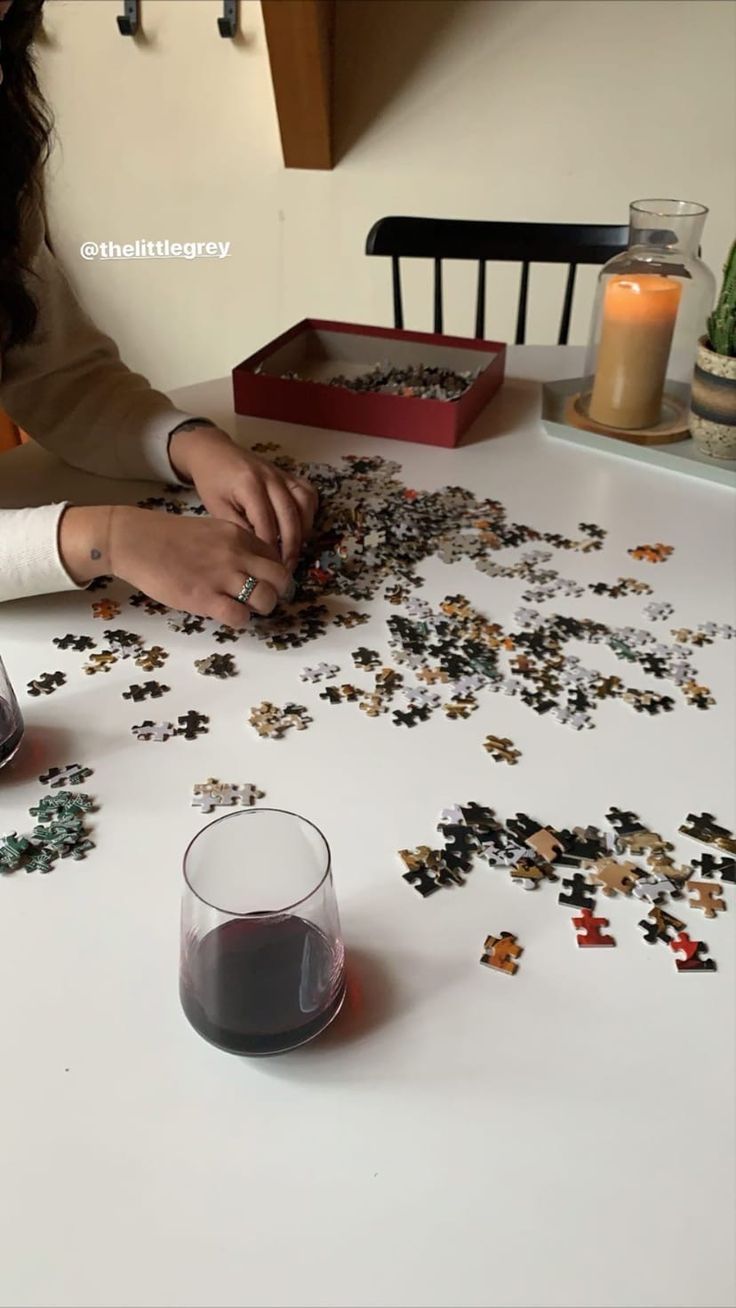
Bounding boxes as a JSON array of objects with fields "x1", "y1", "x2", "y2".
[{"x1": 565, "y1": 390, "x2": 690, "y2": 446}]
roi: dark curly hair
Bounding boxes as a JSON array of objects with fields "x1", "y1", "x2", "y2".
[{"x1": 0, "y1": 0, "x2": 53, "y2": 350}]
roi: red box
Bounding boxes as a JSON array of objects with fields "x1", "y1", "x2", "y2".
[{"x1": 232, "y1": 318, "x2": 506, "y2": 448}]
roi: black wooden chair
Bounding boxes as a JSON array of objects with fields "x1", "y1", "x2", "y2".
[{"x1": 365, "y1": 216, "x2": 629, "y2": 344}]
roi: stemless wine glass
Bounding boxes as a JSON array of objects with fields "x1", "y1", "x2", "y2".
[
  {"x1": 180, "y1": 808, "x2": 346, "y2": 1055},
  {"x1": 0, "y1": 656, "x2": 24, "y2": 769}
]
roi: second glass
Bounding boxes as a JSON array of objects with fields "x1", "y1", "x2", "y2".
[
  {"x1": 180, "y1": 808, "x2": 345, "y2": 1056},
  {"x1": 0, "y1": 655, "x2": 24, "y2": 770}
]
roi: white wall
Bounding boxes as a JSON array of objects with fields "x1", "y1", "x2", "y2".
[{"x1": 38, "y1": 0, "x2": 736, "y2": 392}]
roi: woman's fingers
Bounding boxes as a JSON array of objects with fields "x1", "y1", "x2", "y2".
[
  {"x1": 266, "y1": 477, "x2": 304, "y2": 566},
  {"x1": 287, "y1": 477, "x2": 318, "y2": 536},
  {"x1": 238, "y1": 477, "x2": 280, "y2": 552}
]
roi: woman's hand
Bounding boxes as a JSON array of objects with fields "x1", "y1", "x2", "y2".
[
  {"x1": 59, "y1": 505, "x2": 294, "y2": 627},
  {"x1": 169, "y1": 425, "x2": 317, "y2": 570}
]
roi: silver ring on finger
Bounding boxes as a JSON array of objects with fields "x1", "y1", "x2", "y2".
[{"x1": 235, "y1": 575, "x2": 258, "y2": 606}]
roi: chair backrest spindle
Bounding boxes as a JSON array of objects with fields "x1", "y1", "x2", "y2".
[
  {"x1": 366, "y1": 217, "x2": 629, "y2": 343},
  {"x1": 391, "y1": 255, "x2": 404, "y2": 330},
  {"x1": 433, "y1": 258, "x2": 443, "y2": 334},
  {"x1": 475, "y1": 261, "x2": 486, "y2": 340}
]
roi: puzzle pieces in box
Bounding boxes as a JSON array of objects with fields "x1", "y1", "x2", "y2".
[
  {"x1": 687, "y1": 881, "x2": 726, "y2": 918},
  {"x1": 669, "y1": 932, "x2": 716, "y2": 972},
  {"x1": 27, "y1": 672, "x2": 65, "y2": 697},
  {"x1": 572, "y1": 908, "x2": 616, "y2": 947},
  {"x1": 480, "y1": 931, "x2": 522, "y2": 975}
]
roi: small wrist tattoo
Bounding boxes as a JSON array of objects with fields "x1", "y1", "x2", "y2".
[
  {"x1": 90, "y1": 548, "x2": 102, "y2": 561},
  {"x1": 169, "y1": 418, "x2": 218, "y2": 436}
]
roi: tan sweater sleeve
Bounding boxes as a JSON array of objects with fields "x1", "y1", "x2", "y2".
[{"x1": 0, "y1": 212, "x2": 194, "y2": 482}]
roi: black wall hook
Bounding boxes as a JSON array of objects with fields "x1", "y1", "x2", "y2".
[
  {"x1": 117, "y1": 0, "x2": 139, "y2": 37},
  {"x1": 218, "y1": 0, "x2": 238, "y2": 38}
]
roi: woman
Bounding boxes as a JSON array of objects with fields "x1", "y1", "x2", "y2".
[{"x1": 0, "y1": 0, "x2": 316, "y2": 622}]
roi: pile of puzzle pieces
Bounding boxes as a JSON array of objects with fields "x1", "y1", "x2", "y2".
[
  {"x1": 400, "y1": 805, "x2": 734, "y2": 974},
  {"x1": 191, "y1": 778, "x2": 264, "y2": 814},
  {"x1": 248, "y1": 701, "x2": 312, "y2": 739},
  {"x1": 0, "y1": 765, "x2": 98, "y2": 874},
  {"x1": 33, "y1": 451, "x2": 732, "y2": 752}
]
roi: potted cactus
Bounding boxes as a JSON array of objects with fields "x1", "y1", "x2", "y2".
[{"x1": 689, "y1": 240, "x2": 736, "y2": 458}]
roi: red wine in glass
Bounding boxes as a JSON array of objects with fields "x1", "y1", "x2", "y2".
[
  {"x1": 0, "y1": 694, "x2": 24, "y2": 768},
  {"x1": 180, "y1": 914, "x2": 345, "y2": 1056}
]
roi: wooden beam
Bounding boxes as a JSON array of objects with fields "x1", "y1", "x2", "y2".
[{"x1": 261, "y1": 0, "x2": 335, "y2": 170}]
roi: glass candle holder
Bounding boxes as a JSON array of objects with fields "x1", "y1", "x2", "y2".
[
  {"x1": 0, "y1": 656, "x2": 24, "y2": 769},
  {"x1": 180, "y1": 808, "x2": 346, "y2": 1055},
  {"x1": 584, "y1": 200, "x2": 716, "y2": 431}
]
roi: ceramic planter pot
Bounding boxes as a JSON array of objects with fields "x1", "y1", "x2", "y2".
[{"x1": 689, "y1": 336, "x2": 736, "y2": 459}]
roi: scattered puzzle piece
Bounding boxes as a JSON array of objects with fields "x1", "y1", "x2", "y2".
[
  {"x1": 135, "y1": 646, "x2": 169, "y2": 672},
  {"x1": 669, "y1": 931, "x2": 716, "y2": 972},
  {"x1": 83, "y1": 652, "x2": 118, "y2": 675},
  {"x1": 571, "y1": 907, "x2": 616, "y2": 947},
  {"x1": 52, "y1": 634, "x2": 96, "y2": 652},
  {"x1": 122, "y1": 681, "x2": 169, "y2": 702},
  {"x1": 92, "y1": 599, "x2": 121, "y2": 619},
  {"x1": 27, "y1": 672, "x2": 65, "y2": 697},
  {"x1": 194, "y1": 653, "x2": 237, "y2": 678},
  {"x1": 480, "y1": 931, "x2": 522, "y2": 975},
  {"x1": 131, "y1": 720, "x2": 177, "y2": 742},
  {"x1": 638, "y1": 906, "x2": 686, "y2": 944},
  {"x1": 558, "y1": 873, "x2": 596, "y2": 910},
  {"x1": 39, "y1": 764, "x2": 93, "y2": 788},
  {"x1": 586, "y1": 857, "x2": 640, "y2": 897},
  {"x1": 249, "y1": 701, "x2": 311, "y2": 739},
  {"x1": 627, "y1": 543, "x2": 674, "y2": 564},
  {"x1": 483, "y1": 735, "x2": 521, "y2": 764},
  {"x1": 687, "y1": 880, "x2": 726, "y2": 918},
  {"x1": 679, "y1": 812, "x2": 736, "y2": 855},
  {"x1": 176, "y1": 710, "x2": 209, "y2": 741}
]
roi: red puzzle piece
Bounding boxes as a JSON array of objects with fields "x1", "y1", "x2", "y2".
[
  {"x1": 669, "y1": 931, "x2": 716, "y2": 972},
  {"x1": 571, "y1": 907, "x2": 616, "y2": 948}
]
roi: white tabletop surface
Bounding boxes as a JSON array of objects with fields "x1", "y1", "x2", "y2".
[{"x1": 0, "y1": 346, "x2": 734, "y2": 1308}]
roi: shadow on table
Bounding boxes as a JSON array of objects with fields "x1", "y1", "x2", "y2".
[
  {"x1": 459, "y1": 377, "x2": 541, "y2": 447},
  {"x1": 1, "y1": 723, "x2": 77, "y2": 788}
]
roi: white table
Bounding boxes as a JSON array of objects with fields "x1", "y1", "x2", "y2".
[{"x1": 1, "y1": 347, "x2": 734, "y2": 1308}]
